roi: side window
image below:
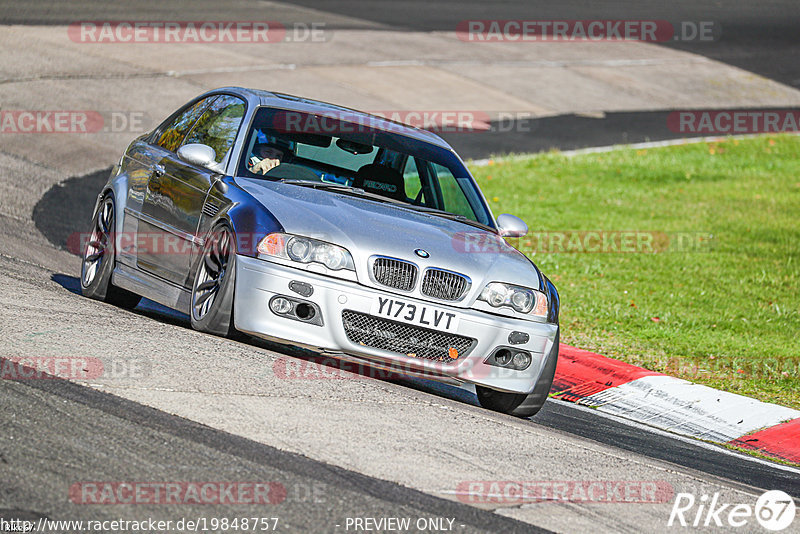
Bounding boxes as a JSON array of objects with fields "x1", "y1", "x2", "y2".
[
  {"x1": 183, "y1": 95, "x2": 246, "y2": 163},
  {"x1": 432, "y1": 163, "x2": 476, "y2": 220},
  {"x1": 156, "y1": 97, "x2": 216, "y2": 153},
  {"x1": 402, "y1": 157, "x2": 423, "y2": 202}
]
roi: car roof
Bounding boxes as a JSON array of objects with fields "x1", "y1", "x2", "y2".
[{"x1": 204, "y1": 86, "x2": 455, "y2": 150}]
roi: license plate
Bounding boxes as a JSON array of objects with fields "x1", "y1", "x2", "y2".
[{"x1": 370, "y1": 296, "x2": 460, "y2": 332}]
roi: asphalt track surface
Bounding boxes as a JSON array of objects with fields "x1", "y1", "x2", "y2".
[
  {"x1": 0, "y1": 366, "x2": 541, "y2": 534},
  {"x1": 286, "y1": 0, "x2": 800, "y2": 157},
  {"x1": 3, "y1": 1, "x2": 799, "y2": 158},
  {"x1": 3, "y1": 1, "x2": 800, "y2": 532},
  {"x1": 18, "y1": 173, "x2": 800, "y2": 530},
  {"x1": 288, "y1": 1, "x2": 800, "y2": 88},
  {"x1": 5, "y1": 1, "x2": 799, "y2": 87}
]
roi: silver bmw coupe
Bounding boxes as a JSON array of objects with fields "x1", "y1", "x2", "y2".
[{"x1": 81, "y1": 87, "x2": 560, "y2": 417}]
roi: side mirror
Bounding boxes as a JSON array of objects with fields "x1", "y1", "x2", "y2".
[
  {"x1": 496, "y1": 213, "x2": 528, "y2": 238},
  {"x1": 177, "y1": 143, "x2": 218, "y2": 170}
]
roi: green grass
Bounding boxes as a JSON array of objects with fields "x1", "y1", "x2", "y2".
[{"x1": 468, "y1": 135, "x2": 800, "y2": 410}]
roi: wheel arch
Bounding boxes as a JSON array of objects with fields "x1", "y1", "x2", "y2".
[
  {"x1": 95, "y1": 168, "x2": 131, "y2": 238},
  {"x1": 207, "y1": 180, "x2": 284, "y2": 258},
  {"x1": 190, "y1": 179, "x2": 284, "y2": 283}
]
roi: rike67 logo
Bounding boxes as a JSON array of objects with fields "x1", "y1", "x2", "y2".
[{"x1": 669, "y1": 490, "x2": 796, "y2": 531}]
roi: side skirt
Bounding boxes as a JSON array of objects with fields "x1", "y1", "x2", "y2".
[{"x1": 112, "y1": 263, "x2": 192, "y2": 314}]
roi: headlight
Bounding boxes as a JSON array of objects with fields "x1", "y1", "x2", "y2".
[
  {"x1": 257, "y1": 233, "x2": 355, "y2": 271},
  {"x1": 478, "y1": 282, "x2": 548, "y2": 318},
  {"x1": 287, "y1": 237, "x2": 313, "y2": 262}
]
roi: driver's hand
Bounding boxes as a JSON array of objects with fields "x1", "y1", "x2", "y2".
[{"x1": 252, "y1": 158, "x2": 281, "y2": 174}]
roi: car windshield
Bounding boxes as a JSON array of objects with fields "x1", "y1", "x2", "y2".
[{"x1": 236, "y1": 107, "x2": 494, "y2": 227}]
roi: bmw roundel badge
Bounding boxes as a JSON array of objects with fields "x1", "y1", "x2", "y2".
[{"x1": 414, "y1": 249, "x2": 430, "y2": 258}]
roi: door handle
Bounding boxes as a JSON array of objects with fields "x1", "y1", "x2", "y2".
[{"x1": 150, "y1": 164, "x2": 166, "y2": 178}]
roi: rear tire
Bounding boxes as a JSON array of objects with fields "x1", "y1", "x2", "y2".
[
  {"x1": 477, "y1": 330, "x2": 560, "y2": 418},
  {"x1": 190, "y1": 224, "x2": 237, "y2": 337},
  {"x1": 80, "y1": 195, "x2": 141, "y2": 309}
]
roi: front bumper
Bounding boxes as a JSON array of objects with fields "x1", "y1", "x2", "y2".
[{"x1": 234, "y1": 255, "x2": 559, "y2": 394}]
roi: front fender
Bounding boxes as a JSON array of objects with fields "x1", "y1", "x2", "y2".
[{"x1": 205, "y1": 176, "x2": 284, "y2": 256}]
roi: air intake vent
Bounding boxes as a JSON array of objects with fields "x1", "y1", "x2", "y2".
[
  {"x1": 342, "y1": 310, "x2": 476, "y2": 363},
  {"x1": 372, "y1": 257, "x2": 418, "y2": 291},
  {"x1": 202, "y1": 202, "x2": 220, "y2": 217},
  {"x1": 421, "y1": 268, "x2": 469, "y2": 301}
]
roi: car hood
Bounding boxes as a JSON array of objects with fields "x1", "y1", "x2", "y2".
[{"x1": 236, "y1": 178, "x2": 541, "y2": 302}]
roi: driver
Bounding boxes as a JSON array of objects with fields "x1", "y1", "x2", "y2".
[{"x1": 248, "y1": 143, "x2": 286, "y2": 175}]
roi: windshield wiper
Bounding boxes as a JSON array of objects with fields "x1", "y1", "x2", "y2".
[
  {"x1": 279, "y1": 179, "x2": 407, "y2": 205},
  {"x1": 279, "y1": 179, "x2": 363, "y2": 193}
]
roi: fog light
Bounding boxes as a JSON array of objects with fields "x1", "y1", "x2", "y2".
[
  {"x1": 512, "y1": 351, "x2": 532, "y2": 370},
  {"x1": 270, "y1": 297, "x2": 292, "y2": 314}
]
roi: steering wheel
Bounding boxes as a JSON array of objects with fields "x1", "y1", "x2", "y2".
[{"x1": 263, "y1": 163, "x2": 322, "y2": 182}]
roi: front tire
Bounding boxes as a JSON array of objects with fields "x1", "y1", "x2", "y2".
[
  {"x1": 80, "y1": 195, "x2": 141, "y2": 309},
  {"x1": 477, "y1": 331, "x2": 560, "y2": 418},
  {"x1": 190, "y1": 224, "x2": 237, "y2": 337}
]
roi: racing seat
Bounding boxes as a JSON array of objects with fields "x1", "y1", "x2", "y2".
[{"x1": 352, "y1": 163, "x2": 406, "y2": 202}]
